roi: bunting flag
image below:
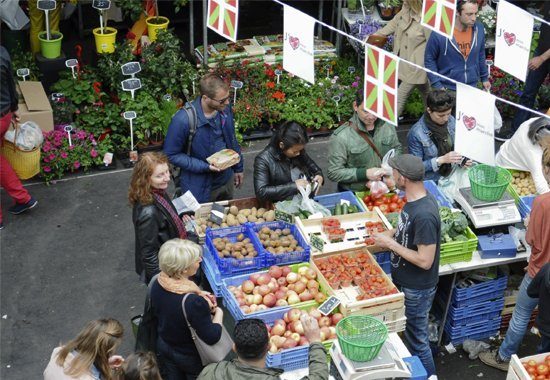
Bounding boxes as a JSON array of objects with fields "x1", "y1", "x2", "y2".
[
  {"x1": 207, "y1": 0, "x2": 239, "y2": 42},
  {"x1": 283, "y1": 5, "x2": 315, "y2": 84},
  {"x1": 421, "y1": 0, "x2": 457, "y2": 39},
  {"x1": 494, "y1": 0, "x2": 533, "y2": 82},
  {"x1": 363, "y1": 46, "x2": 399, "y2": 126}
]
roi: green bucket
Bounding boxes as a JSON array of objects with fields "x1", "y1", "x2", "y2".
[
  {"x1": 468, "y1": 164, "x2": 512, "y2": 202},
  {"x1": 38, "y1": 31, "x2": 63, "y2": 59}
]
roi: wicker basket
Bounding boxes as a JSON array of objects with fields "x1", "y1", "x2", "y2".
[{"x1": 1, "y1": 124, "x2": 41, "y2": 180}]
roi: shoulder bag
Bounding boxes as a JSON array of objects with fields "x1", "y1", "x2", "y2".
[
  {"x1": 352, "y1": 124, "x2": 383, "y2": 161},
  {"x1": 181, "y1": 293, "x2": 233, "y2": 365}
]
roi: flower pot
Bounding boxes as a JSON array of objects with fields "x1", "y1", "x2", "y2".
[
  {"x1": 38, "y1": 31, "x2": 63, "y2": 59},
  {"x1": 146, "y1": 16, "x2": 169, "y2": 42},
  {"x1": 392, "y1": 6, "x2": 402, "y2": 15},
  {"x1": 93, "y1": 27, "x2": 117, "y2": 54},
  {"x1": 379, "y1": 6, "x2": 393, "y2": 18}
]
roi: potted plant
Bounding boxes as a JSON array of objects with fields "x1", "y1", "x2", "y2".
[
  {"x1": 38, "y1": 30, "x2": 63, "y2": 59},
  {"x1": 145, "y1": 0, "x2": 170, "y2": 42},
  {"x1": 93, "y1": 27, "x2": 118, "y2": 54}
]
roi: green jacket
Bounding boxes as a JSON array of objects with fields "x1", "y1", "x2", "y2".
[
  {"x1": 327, "y1": 113, "x2": 402, "y2": 191},
  {"x1": 197, "y1": 343, "x2": 328, "y2": 380}
]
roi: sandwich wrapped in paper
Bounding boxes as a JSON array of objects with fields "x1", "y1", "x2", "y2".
[{"x1": 207, "y1": 149, "x2": 240, "y2": 170}]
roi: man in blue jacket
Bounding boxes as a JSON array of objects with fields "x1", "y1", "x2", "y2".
[
  {"x1": 424, "y1": 0, "x2": 490, "y2": 92},
  {"x1": 164, "y1": 73, "x2": 244, "y2": 203}
]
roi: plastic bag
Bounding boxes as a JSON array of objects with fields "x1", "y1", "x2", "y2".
[
  {"x1": 438, "y1": 165, "x2": 470, "y2": 201},
  {"x1": 297, "y1": 184, "x2": 330, "y2": 216},
  {"x1": 494, "y1": 105, "x2": 503, "y2": 133},
  {"x1": 462, "y1": 339, "x2": 490, "y2": 360},
  {"x1": 508, "y1": 225, "x2": 527, "y2": 251},
  {"x1": 368, "y1": 180, "x2": 389, "y2": 198},
  {"x1": 275, "y1": 186, "x2": 331, "y2": 218},
  {"x1": 4, "y1": 121, "x2": 44, "y2": 151},
  {"x1": 381, "y1": 148, "x2": 396, "y2": 176}
]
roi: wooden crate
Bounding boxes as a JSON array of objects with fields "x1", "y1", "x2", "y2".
[
  {"x1": 507, "y1": 353, "x2": 550, "y2": 380},
  {"x1": 295, "y1": 208, "x2": 391, "y2": 255},
  {"x1": 310, "y1": 247, "x2": 405, "y2": 320}
]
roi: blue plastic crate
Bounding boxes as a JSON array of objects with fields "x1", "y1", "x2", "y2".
[
  {"x1": 403, "y1": 357, "x2": 428, "y2": 380},
  {"x1": 447, "y1": 298, "x2": 505, "y2": 327},
  {"x1": 445, "y1": 317, "x2": 501, "y2": 337},
  {"x1": 451, "y1": 274, "x2": 508, "y2": 307},
  {"x1": 206, "y1": 224, "x2": 265, "y2": 276},
  {"x1": 518, "y1": 195, "x2": 536, "y2": 218},
  {"x1": 424, "y1": 180, "x2": 453, "y2": 208},
  {"x1": 445, "y1": 328, "x2": 500, "y2": 345},
  {"x1": 314, "y1": 191, "x2": 366, "y2": 214},
  {"x1": 373, "y1": 251, "x2": 391, "y2": 263},
  {"x1": 221, "y1": 262, "x2": 319, "y2": 324},
  {"x1": 378, "y1": 261, "x2": 391, "y2": 274},
  {"x1": 252, "y1": 221, "x2": 311, "y2": 266}
]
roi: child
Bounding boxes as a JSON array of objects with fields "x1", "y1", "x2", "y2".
[{"x1": 123, "y1": 352, "x2": 162, "y2": 380}]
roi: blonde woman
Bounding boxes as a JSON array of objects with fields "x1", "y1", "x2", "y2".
[
  {"x1": 122, "y1": 352, "x2": 162, "y2": 380},
  {"x1": 44, "y1": 319, "x2": 124, "y2": 380},
  {"x1": 374, "y1": 0, "x2": 431, "y2": 117},
  {"x1": 150, "y1": 239, "x2": 222, "y2": 380}
]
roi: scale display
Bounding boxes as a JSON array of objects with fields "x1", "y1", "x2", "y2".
[{"x1": 455, "y1": 187, "x2": 521, "y2": 228}]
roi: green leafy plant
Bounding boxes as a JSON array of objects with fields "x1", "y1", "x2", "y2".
[
  {"x1": 51, "y1": 70, "x2": 103, "y2": 107},
  {"x1": 114, "y1": 0, "x2": 188, "y2": 22},
  {"x1": 75, "y1": 101, "x2": 124, "y2": 138},
  {"x1": 118, "y1": 91, "x2": 165, "y2": 147},
  {"x1": 96, "y1": 41, "x2": 135, "y2": 96},
  {"x1": 403, "y1": 88, "x2": 425, "y2": 119},
  {"x1": 10, "y1": 43, "x2": 41, "y2": 81}
]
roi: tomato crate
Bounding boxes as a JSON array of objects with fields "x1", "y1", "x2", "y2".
[
  {"x1": 313, "y1": 191, "x2": 366, "y2": 216},
  {"x1": 518, "y1": 195, "x2": 536, "y2": 219},
  {"x1": 251, "y1": 221, "x2": 311, "y2": 266},
  {"x1": 507, "y1": 353, "x2": 550, "y2": 380},
  {"x1": 447, "y1": 298, "x2": 505, "y2": 327},
  {"x1": 451, "y1": 273, "x2": 508, "y2": 307},
  {"x1": 311, "y1": 247, "x2": 405, "y2": 325},
  {"x1": 221, "y1": 262, "x2": 326, "y2": 324},
  {"x1": 206, "y1": 224, "x2": 266, "y2": 276},
  {"x1": 295, "y1": 209, "x2": 391, "y2": 255},
  {"x1": 355, "y1": 191, "x2": 405, "y2": 214},
  {"x1": 439, "y1": 227, "x2": 478, "y2": 266}
]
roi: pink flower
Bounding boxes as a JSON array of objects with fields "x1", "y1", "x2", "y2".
[
  {"x1": 49, "y1": 153, "x2": 56, "y2": 160},
  {"x1": 43, "y1": 166, "x2": 51, "y2": 172},
  {"x1": 76, "y1": 131, "x2": 87, "y2": 140},
  {"x1": 352, "y1": 81, "x2": 359, "y2": 88},
  {"x1": 43, "y1": 157, "x2": 50, "y2": 163},
  {"x1": 43, "y1": 145, "x2": 51, "y2": 153},
  {"x1": 53, "y1": 138, "x2": 62, "y2": 147},
  {"x1": 69, "y1": 146, "x2": 75, "y2": 151},
  {"x1": 90, "y1": 149, "x2": 98, "y2": 158},
  {"x1": 73, "y1": 161, "x2": 80, "y2": 169},
  {"x1": 60, "y1": 152, "x2": 68, "y2": 159}
]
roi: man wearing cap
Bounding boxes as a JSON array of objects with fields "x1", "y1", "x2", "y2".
[{"x1": 374, "y1": 154, "x2": 441, "y2": 378}]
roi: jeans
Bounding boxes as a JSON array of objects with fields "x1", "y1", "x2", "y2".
[
  {"x1": 498, "y1": 273, "x2": 538, "y2": 361},
  {"x1": 401, "y1": 286, "x2": 437, "y2": 377},
  {"x1": 512, "y1": 47, "x2": 550, "y2": 131},
  {"x1": 157, "y1": 337, "x2": 203, "y2": 380},
  {"x1": 538, "y1": 335, "x2": 550, "y2": 354}
]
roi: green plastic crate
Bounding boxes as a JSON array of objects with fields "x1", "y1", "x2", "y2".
[{"x1": 439, "y1": 227, "x2": 477, "y2": 266}]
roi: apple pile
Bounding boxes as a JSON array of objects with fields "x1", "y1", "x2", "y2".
[
  {"x1": 267, "y1": 307, "x2": 344, "y2": 353},
  {"x1": 521, "y1": 355, "x2": 550, "y2": 379},
  {"x1": 314, "y1": 251, "x2": 398, "y2": 301},
  {"x1": 227, "y1": 265, "x2": 327, "y2": 315}
]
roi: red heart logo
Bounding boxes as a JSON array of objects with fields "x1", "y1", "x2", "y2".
[
  {"x1": 503, "y1": 32, "x2": 516, "y2": 46},
  {"x1": 289, "y1": 36, "x2": 300, "y2": 50},
  {"x1": 463, "y1": 115, "x2": 477, "y2": 131}
]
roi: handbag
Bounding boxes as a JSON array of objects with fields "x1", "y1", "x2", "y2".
[
  {"x1": 1, "y1": 121, "x2": 41, "y2": 180},
  {"x1": 182, "y1": 293, "x2": 233, "y2": 366},
  {"x1": 133, "y1": 274, "x2": 159, "y2": 352}
]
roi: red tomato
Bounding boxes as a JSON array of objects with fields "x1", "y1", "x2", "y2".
[
  {"x1": 374, "y1": 199, "x2": 384, "y2": 207},
  {"x1": 528, "y1": 360, "x2": 538, "y2": 368},
  {"x1": 534, "y1": 375, "x2": 545, "y2": 380},
  {"x1": 390, "y1": 194, "x2": 399, "y2": 202},
  {"x1": 363, "y1": 195, "x2": 371, "y2": 204},
  {"x1": 402, "y1": 196, "x2": 407, "y2": 203},
  {"x1": 527, "y1": 367, "x2": 537, "y2": 376},
  {"x1": 379, "y1": 204, "x2": 388, "y2": 213},
  {"x1": 366, "y1": 221, "x2": 374, "y2": 227},
  {"x1": 367, "y1": 202, "x2": 374, "y2": 207},
  {"x1": 536, "y1": 365, "x2": 549, "y2": 376},
  {"x1": 389, "y1": 202, "x2": 398, "y2": 212}
]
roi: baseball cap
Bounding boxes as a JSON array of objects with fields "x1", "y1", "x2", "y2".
[{"x1": 389, "y1": 154, "x2": 425, "y2": 181}]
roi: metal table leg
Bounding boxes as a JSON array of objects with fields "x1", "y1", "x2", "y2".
[{"x1": 437, "y1": 272, "x2": 457, "y2": 346}]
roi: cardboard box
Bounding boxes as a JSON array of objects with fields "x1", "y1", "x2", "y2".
[{"x1": 16, "y1": 81, "x2": 53, "y2": 132}]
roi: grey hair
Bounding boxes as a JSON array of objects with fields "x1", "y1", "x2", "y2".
[
  {"x1": 158, "y1": 239, "x2": 202, "y2": 277},
  {"x1": 527, "y1": 117, "x2": 550, "y2": 145}
]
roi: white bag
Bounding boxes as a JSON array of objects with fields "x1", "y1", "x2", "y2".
[
  {"x1": 494, "y1": 105, "x2": 503, "y2": 132},
  {"x1": 438, "y1": 166, "x2": 470, "y2": 201},
  {"x1": 0, "y1": 0, "x2": 29, "y2": 30},
  {"x1": 4, "y1": 121, "x2": 44, "y2": 151}
]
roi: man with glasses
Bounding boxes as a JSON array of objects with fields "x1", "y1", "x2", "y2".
[{"x1": 164, "y1": 73, "x2": 244, "y2": 203}]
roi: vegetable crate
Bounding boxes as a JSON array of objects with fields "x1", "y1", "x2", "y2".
[
  {"x1": 424, "y1": 180, "x2": 453, "y2": 208},
  {"x1": 221, "y1": 262, "x2": 325, "y2": 324},
  {"x1": 446, "y1": 298, "x2": 505, "y2": 327},
  {"x1": 506, "y1": 169, "x2": 537, "y2": 201},
  {"x1": 205, "y1": 225, "x2": 265, "y2": 276},
  {"x1": 373, "y1": 251, "x2": 392, "y2": 275},
  {"x1": 355, "y1": 191, "x2": 406, "y2": 215},
  {"x1": 507, "y1": 353, "x2": 550, "y2": 380},
  {"x1": 313, "y1": 191, "x2": 366, "y2": 216},
  {"x1": 443, "y1": 316, "x2": 501, "y2": 345},
  {"x1": 295, "y1": 209, "x2": 391, "y2": 255},
  {"x1": 194, "y1": 197, "x2": 274, "y2": 243},
  {"x1": 439, "y1": 227, "x2": 478, "y2": 266},
  {"x1": 451, "y1": 273, "x2": 508, "y2": 308},
  {"x1": 311, "y1": 247, "x2": 405, "y2": 328},
  {"x1": 265, "y1": 304, "x2": 335, "y2": 371},
  {"x1": 517, "y1": 195, "x2": 536, "y2": 219},
  {"x1": 251, "y1": 221, "x2": 311, "y2": 266}
]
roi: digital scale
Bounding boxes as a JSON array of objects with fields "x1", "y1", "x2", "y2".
[
  {"x1": 330, "y1": 340, "x2": 411, "y2": 380},
  {"x1": 454, "y1": 187, "x2": 521, "y2": 229}
]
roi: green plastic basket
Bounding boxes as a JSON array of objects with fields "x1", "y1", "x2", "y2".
[
  {"x1": 468, "y1": 164, "x2": 512, "y2": 202},
  {"x1": 335, "y1": 315, "x2": 388, "y2": 362}
]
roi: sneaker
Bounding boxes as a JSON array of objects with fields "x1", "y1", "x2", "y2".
[
  {"x1": 494, "y1": 129, "x2": 514, "y2": 142},
  {"x1": 8, "y1": 198, "x2": 38, "y2": 215},
  {"x1": 479, "y1": 350, "x2": 510, "y2": 371}
]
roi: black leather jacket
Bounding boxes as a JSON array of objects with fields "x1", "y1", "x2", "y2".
[
  {"x1": 253, "y1": 144, "x2": 322, "y2": 202},
  {"x1": 132, "y1": 195, "x2": 179, "y2": 284}
]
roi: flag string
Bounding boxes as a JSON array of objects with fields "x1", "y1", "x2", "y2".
[{"x1": 271, "y1": 0, "x2": 550, "y2": 120}]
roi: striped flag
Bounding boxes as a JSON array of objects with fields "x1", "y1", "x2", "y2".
[
  {"x1": 207, "y1": 0, "x2": 239, "y2": 42},
  {"x1": 364, "y1": 46, "x2": 399, "y2": 126},
  {"x1": 421, "y1": 0, "x2": 456, "y2": 39}
]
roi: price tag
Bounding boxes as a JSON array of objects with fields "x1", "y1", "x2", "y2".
[
  {"x1": 230, "y1": 80, "x2": 244, "y2": 89},
  {"x1": 103, "y1": 152, "x2": 113, "y2": 166},
  {"x1": 348, "y1": 66, "x2": 356, "y2": 73},
  {"x1": 310, "y1": 234, "x2": 325, "y2": 252},
  {"x1": 332, "y1": 95, "x2": 341, "y2": 103},
  {"x1": 274, "y1": 69, "x2": 283, "y2": 76},
  {"x1": 51, "y1": 92, "x2": 64, "y2": 101},
  {"x1": 92, "y1": 0, "x2": 111, "y2": 10},
  {"x1": 65, "y1": 59, "x2": 78, "y2": 68},
  {"x1": 16, "y1": 68, "x2": 30, "y2": 77},
  {"x1": 275, "y1": 210, "x2": 294, "y2": 224},
  {"x1": 37, "y1": 0, "x2": 57, "y2": 11},
  {"x1": 163, "y1": 94, "x2": 172, "y2": 101},
  {"x1": 486, "y1": 59, "x2": 494, "y2": 66},
  {"x1": 209, "y1": 203, "x2": 225, "y2": 225},
  {"x1": 340, "y1": 199, "x2": 350, "y2": 206},
  {"x1": 123, "y1": 111, "x2": 137, "y2": 120},
  {"x1": 129, "y1": 150, "x2": 138, "y2": 162},
  {"x1": 121, "y1": 61, "x2": 141, "y2": 76},
  {"x1": 318, "y1": 296, "x2": 341, "y2": 316}
]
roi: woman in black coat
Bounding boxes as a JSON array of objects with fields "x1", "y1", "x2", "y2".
[
  {"x1": 129, "y1": 152, "x2": 191, "y2": 284},
  {"x1": 254, "y1": 121, "x2": 323, "y2": 202}
]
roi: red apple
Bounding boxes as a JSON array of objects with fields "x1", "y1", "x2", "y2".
[
  {"x1": 269, "y1": 343, "x2": 278, "y2": 353},
  {"x1": 331, "y1": 313, "x2": 344, "y2": 326},
  {"x1": 276, "y1": 299, "x2": 288, "y2": 307},
  {"x1": 242, "y1": 280, "x2": 255, "y2": 294},
  {"x1": 257, "y1": 304, "x2": 268, "y2": 310},
  {"x1": 291, "y1": 320, "x2": 305, "y2": 334},
  {"x1": 283, "y1": 330, "x2": 292, "y2": 338},
  {"x1": 299, "y1": 290, "x2": 314, "y2": 302},
  {"x1": 250, "y1": 273, "x2": 261, "y2": 285},
  {"x1": 286, "y1": 272, "x2": 299, "y2": 284},
  {"x1": 299, "y1": 336, "x2": 310, "y2": 346},
  {"x1": 252, "y1": 294, "x2": 263, "y2": 305},
  {"x1": 283, "y1": 312, "x2": 290, "y2": 324},
  {"x1": 273, "y1": 319, "x2": 286, "y2": 329},
  {"x1": 307, "y1": 280, "x2": 319, "y2": 291},
  {"x1": 275, "y1": 290, "x2": 287, "y2": 300},
  {"x1": 245, "y1": 294, "x2": 254, "y2": 305},
  {"x1": 249, "y1": 304, "x2": 258, "y2": 312},
  {"x1": 294, "y1": 282, "x2": 306, "y2": 294},
  {"x1": 309, "y1": 309, "x2": 322, "y2": 321},
  {"x1": 287, "y1": 293, "x2": 301, "y2": 305},
  {"x1": 305, "y1": 269, "x2": 317, "y2": 280},
  {"x1": 288, "y1": 284, "x2": 295, "y2": 291},
  {"x1": 277, "y1": 277, "x2": 287, "y2": 287},
  {"x1": 328, "y1": 326, "x2": 337, "y2": 339},
  {"x1": 319, "y1": 316, "x2": 331, "y2": 327},
  {"x1": 315, "y1": 292, "x2": 327, "y2": 303},
  {"x1": 288, "y1": 308, "x2": 302, "y2": 322},
  {"x1": 268, "y1": 265, "x2": 283, "y2": 279},
  {"x1": 282, "y1": 338, "x2": 298, "y2": 349},
  {"x1": 299, "y1": 276, "x2": 309, "y2": 285},
  {"x1": 320, "y1": 326, "x2": 331, "y2": 341},
  {"x1": 258, "y1": 284, "x2": 271, "y2": 296},
  {"x1": 282, "y1": 266, "x2": 292, "y2": 277},
  {"x1": 290, "y1": 332, "x2": 301, "y2": 343},
  {"x1": 257, "y1": 274, "x2": 272, "y2": 286},
  {"x1": 298, "y1": 266, "x2": 309, "y2": 276},
  {"x1": 267, "y1": 280, "x2": 278, "y2": 292},
  {"x1": 263, "y1": 293, "x2": 277, "y2": 307},
  {"x1": 236, "y1": 297, "x2": 246, "y2": 306},
  {"x1": 271, "y1": 323, "x2": 286, "y2": 336},
  {"x1": 241, "y1": 305, "x2": 250, "y2": 314}
]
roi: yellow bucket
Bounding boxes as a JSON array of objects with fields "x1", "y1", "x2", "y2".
[
  {"x1": 146, "y1": 16, "x2": 169, "y2": 42},
  {"x1": 93, "y1": 27, "x2": 117, "y2": 54}
]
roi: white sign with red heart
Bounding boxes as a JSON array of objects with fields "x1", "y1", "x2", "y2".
[
  {"x1": 494, "y1": 0, "x2": 533, "y2": 82},
  {"x1": 283, "y1": 5, "x2": 315, "y2": 84},
  {"x1": 455, "y1": 83, "x2": 495, "y2": 166}
]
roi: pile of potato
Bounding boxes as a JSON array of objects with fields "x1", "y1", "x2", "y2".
[
  {"x1": 213, "y1": 233, "x2": 258, "y2": 260},
  {"x1": 196, "y1": 206, "x2": 276, "y2": 234},
  {"x1": 257, "y1": 226, "x2": 305, "y2": 255},
  {"x1": 510, "y1": 171, "x2": 536, "y2": 196}
]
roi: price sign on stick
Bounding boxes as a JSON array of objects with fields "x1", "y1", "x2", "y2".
[
  {"x1": 92, "y1": 0, "x2": 111, "y2": 10},
  {"x1": 274, "y1": 69, "x2": 283, "y2": 85},
  {"x1": 16, "y1": 68, "x2": 29, "y2": 81},
  {"x1": 318, "y1": 296, "x2": 341, "y2": 316},
  {"x1": 121, "y1": 78, "x2": 142, "y2": 100},
  {"x1": 275, "y1": 210, "x2": 294, "y2": 224},
  {"x1": 325, "y1": 64, "x2": 331, "y2": 79},
  {"x1": 332, "y1": 95, "x2": 341, "y2": 122},
  {"x1": 37, "y1": 0, "x2": 56, "y2": 11},
  {"x1": 310, "y1": 233, "x2": 324, "y2": 252},
  {"x1": 163, "y1": 94, "x2": 172, "y2": 101},
  {"x1": 121, "y1": 62, "x2": 141, "y2": 77},
  {"x1": 51, "y1": 93, "x2": 64, "y2": 101},
  {"x1": 65, "y1": 59, "x2": 78, "y2": 79},
  {"x1": 209, "y1": 203, "x2": 225, "y2": 225},
  {"x1": 191, "y1": 74, "x2": 198, "y2": 96},
  {"x1": 231, "y1": 80, "x2": 243, "y2": 103},
  {"x1": 64, "y1": 125, "x2": 73, "y2": 146},
  {"x1": 348, "y1": 66, "x2": 356, "y2": 73},
  {"x1": 486, "y1": 59, "x2": 494, "y2": 78},
  {"x1": 123, "y1": 111, "x2": 137, "y2": 151}
]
